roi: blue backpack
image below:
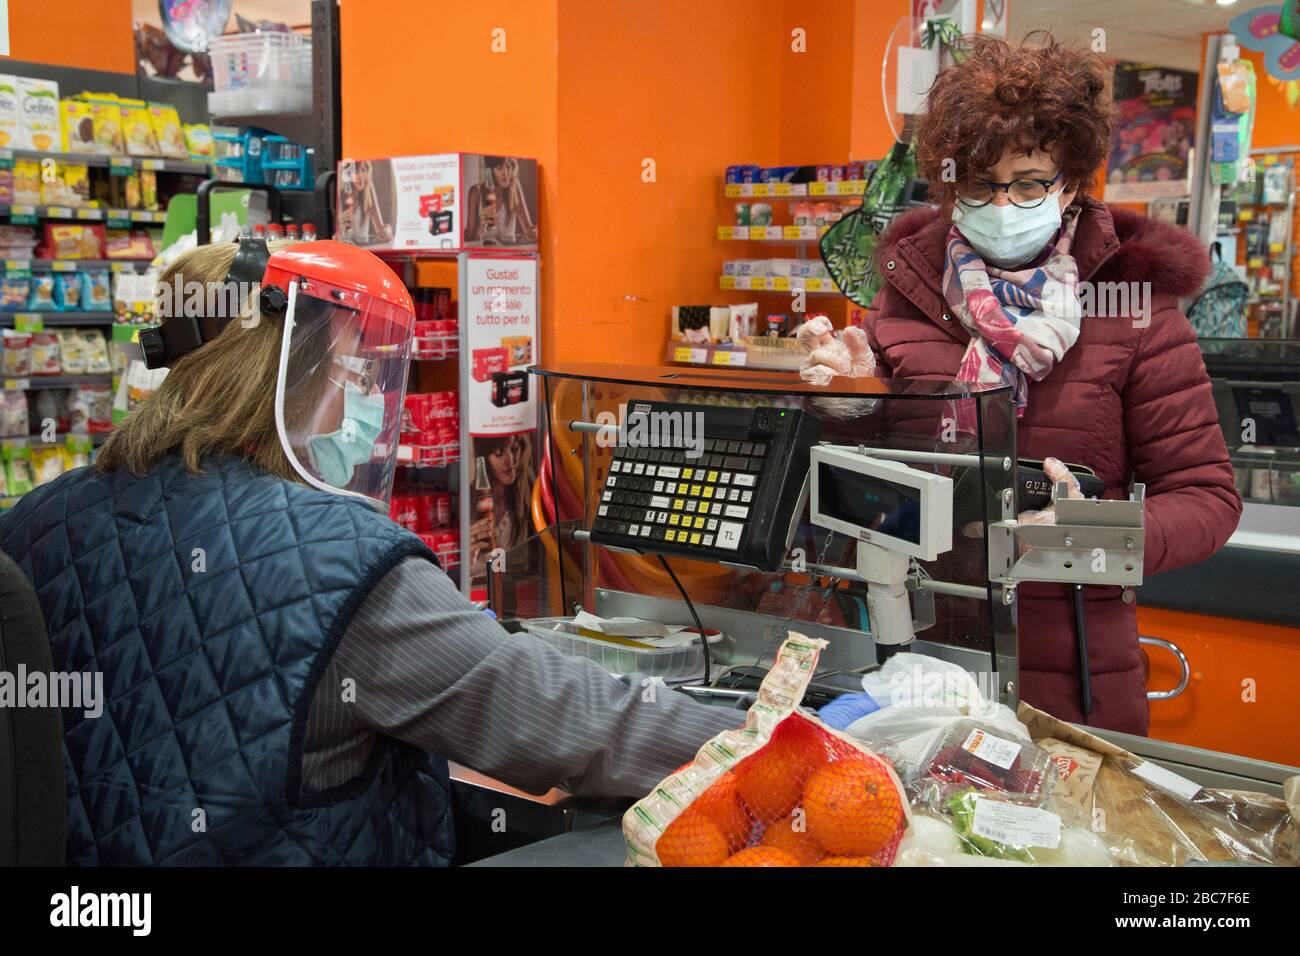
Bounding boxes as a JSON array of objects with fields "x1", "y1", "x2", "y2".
[{"x1": 1187, "y1": 242, "x2": 1249, "y2": 338}]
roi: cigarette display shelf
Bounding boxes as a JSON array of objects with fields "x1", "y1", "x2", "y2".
[
  {"x1": 717, "y1": 225, "x2": 829, "y2": 243},
  {"x1": 719, "y1": 275, "x2": 841, "y2": 294},
  {"x1": 723, "y1": 180, "x2": 867, "y2": 198}
]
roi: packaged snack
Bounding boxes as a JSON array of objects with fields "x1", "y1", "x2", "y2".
[
  {"x1": 32, "y1": 388, "x2": 68, "y2": 433},
  {"x1": 913, "y1": 719, "x2": 1056, "y2": 806},
  {"x1": 183, "y1": 123, "x2": 214, "y2": 162},
  {"x1": 60, "y1": 99, "x2": 96, "y2": 153},
  {"x1": 61, "y1": 164, "x2": 92, "y2": 207},
  {"x1": 105, "y1": 228, "x2": 155, "y2": 259},
  {"x1": 55, "y1": 272, "x2": 83, "y2": 311},
  {"x1": 3, "y1": 445, "x2": 35, "y2": 497},
  {"x1": 3, "y1": 330, "x2": 32, "y2": 376},
  {"x1": 148, "y1": 103, "x2": 186, "y2": 159},
  {"x1": 29, "y1": 330, "x2": 61, "y2": 375},
  {"x1": 0, "y1": 75, "x2": 20, "y2": 148},
  {"x1": 0, "y1": 271, "x2": 29, "y2": 309},
  {"x1": 728, "y1": 302, "x2": 758, "y2": 341},
  {"x1": 12, "y1": 159, "x2": 42, "y2": 206},
  {"x1": 41, "y1": 223, "x2": 105, "y2": 259},
  {"x1": 32, "y1": 444, "x2": 64, "y2": 485},
  {"x1": 0, "y1": 389, "x2": 29, "y2": 437},
  {"x1": 64, "y1": 434, "x2": 92, "y2": 470},
  {"x1": 27, "y1": 274, "x2": 57, "y2": 310},
  {"x1": 82, "y1": 383, "x2": 113, "y2": 432},
  {"x1": 500, "y1": 334, "x2": 533, "y2": 366},
  {"x1": 624, "y1": 636, "x2": 910, "y2": 867},
  {"x1": 82, "y1": 270, "x2": 112, "y2": 311},
  {"x1": 80, "y1": 329, "x2": 111, "y2": 374},
  {"x1": 18, "y1": 77, "x2": 60, "y2": 151},
  {"x1": 55, "y1": 329, "x2": 85, "y2": 374},
  {"x1": 140, "y1": 169, "x2": 158, "y2": 211},
  {"x1": 120, "y1": 100, "x2": 159, "y2": 156},
  {"x1": 0, "y1": 166, "x2": 12, "y2": 205},
  {"x1": 87, "y1": 96, "x2": 125, "y2": 154}
]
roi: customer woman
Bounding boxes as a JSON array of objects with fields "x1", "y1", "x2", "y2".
[
  {"x1": 816, "y1": 36, "x2": 1241, "y2": 734},
  {"x1": 0, "y1": 239, "x2": 740, "y2": 866}
]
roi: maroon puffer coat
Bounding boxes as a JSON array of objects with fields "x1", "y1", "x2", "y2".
[{"x1": 866, "y1": 196, "x2": 1242, "y2": 734}]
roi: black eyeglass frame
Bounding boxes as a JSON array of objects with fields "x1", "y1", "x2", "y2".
[{"x1": 957, "y1": 170, "x2": 1065, "y2": 209}]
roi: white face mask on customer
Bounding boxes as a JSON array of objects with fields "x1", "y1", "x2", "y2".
[{"x1": 951, "y1": 195, "x2": 1063, "y2": 269}]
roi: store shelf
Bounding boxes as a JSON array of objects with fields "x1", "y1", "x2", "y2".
[
  {"x1": 0, "y1": 204, "x2": 167, "y2": 224},
  {"x1": 2, "y1": 374, "x2": 112, "y2": 390},
  {"x1": 0, "y1": 147, "x2": 209, "y2": 176},
  {"x1": 212, "y1": 112, "x2": 316, "y2": 147},
  {"x1": 716, "y1": 225, "x2": 829, "y2": 243},
  {"x1": 665, "y1": 341, "x2": 801, "y2": 371},
  {"x1": 723, "y1": 180, "x2": 867, "y2": 198},
  {"x1": 396, "y1": 443, "x2": 460, "y2": 468},
  {"x1": 0, "y1": 431, "x2": 110, "y2": 448},
  {"x1": 2, "y1": 258, "x2": 151, "y2": 272},
  {"x1": 0, "y1": 311, "x2": 116, "y2": 327},
  {"x1": 719, "y1": 275, "x2": 840, "y2": 294},
  {"x1": 411, "y1": 332, "x2": 459, "y2": 361}
]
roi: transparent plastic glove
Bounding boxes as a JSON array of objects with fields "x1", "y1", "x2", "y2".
[
  {"x1": 796, "y1": 316, "x2": 876, "y2": 385},
  {"x1": 1014, "y1": 456, "x2": 1083, "y2": 526}
]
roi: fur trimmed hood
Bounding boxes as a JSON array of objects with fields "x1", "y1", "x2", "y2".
[{"x1": 876, "y1": 195, "x2": 1209, "y2": 298}]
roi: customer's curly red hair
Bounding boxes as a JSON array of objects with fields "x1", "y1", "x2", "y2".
[{"x1": 916, "y1": 34, "x2": 1113, "y2": 206}]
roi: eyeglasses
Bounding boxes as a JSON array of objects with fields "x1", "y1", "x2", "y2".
[{"x1": 957, "y1": 170, "x2": 1064, "y2": 209}]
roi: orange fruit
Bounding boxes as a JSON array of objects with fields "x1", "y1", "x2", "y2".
[
  {"x1": 735, "y1": 717, "x2": 829, "y2": 823},
  {"x1": 816, "y1": 855, "x2": 875, "y2": 867},
  {"x1": 656, "y1": 811, "x2": 730, "y2": 867},
  {"x1": 760, "y1": 813, "x2": 825, "y2": 865},
  {"x1": 803, "y1": 758, "x2": 905, "y2": 857},
  {"x1": 720, "y1": 846, "x2": 801, "y2": 867},
  {"x1": 692, "y1": 771, "x2": 752, "y2": 848}
]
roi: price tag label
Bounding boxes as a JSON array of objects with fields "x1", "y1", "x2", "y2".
[
  {"x1": 51, "y1": 260, "x2": 77, "y2": 272},
  {"x1": 772, "y1": 276, "x2": 790, "y2": 291},
  {"x1": 961, "y1": 728, "x2": 1022, "y2": 769},
  {"x1": 719, "y1": 275, "x2": 737, "y2": 290},
  {"x1": 4, "y1": 259, "x2": 29, "y2": 271},
  {"x1": 746, "y1": 226, "x2": 764, "y2": 240},
  {"x1": 1248, "y1": 257, "x2": 1265, "y2": 269},
  {"x1": 76, "y1": 208, "x2": 101, "y2": 220},
  {"x1": 110, "y1": 262, "x2": 137, "y2": 273},
  {"x1": 1270, "y1": 242, "x2": 1285, "y2": 253},
  {"x1": 0, "y1": 149, "x2": 12, "y2": 162},
  {"x1": 673, "y1": 346, "x2": 694, "y2": 362},
  {"x1": 804, "y1": 278, "x2": 826, "y2": 292},
  {"x1": 4, "y1": 378, "x2": 31, "y2": 390},
  {"x1": 724, "y1": 184, "x2": 741, "y2": 197},
  {"x1": 971, "y1": 798, "x2": 1061, "y2": 849},
  {"x1": 1130, "y1": 760, "x2": 1202, "y2": 801},
  {"x1": 47, "y1": 206, "x2": 72, "y2": 218},
  {"x1": 751, "y1": 184, "x2": 770, "y2": 197},
  {"x1": 110, "y1": 157, "x2": 135, "y2": 173},
  {"x1": 10, "y1": 204, "x2": 35, "y2": 216},
  {"x1": 751, "y1": 277, "x2": 770, "y2": 290},
  {"x1": 13, "y1": 314, "x2": 43, "y2": 332},
  {"x1": 142, "y1": 159, "x2": 165, "y2": 171},
  {"x1": 773, "y1": 183, "x2": 793, "y2": 196},
  {"x1": 1239, "y1": 209, "x2": 1254, "y2": 221},
  {"x1": 716, "y1": 226, "x2": 732, "y2": 240},
  {"x1": 809, "y1": 182, "x2": 827, "y2": 195},
  {"x1": 783, "y1": 226, "x2": 801, "y2": 240}
]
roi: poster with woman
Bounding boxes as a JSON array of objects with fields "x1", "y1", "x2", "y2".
[
  {"x1": 1105, "y1": 63, "x2": 1199, "y2": 203},
  {"x1": 462, "y1": 155, "x2": 539, "y2": 247},
  {"x1": 468, "y1": 431, "x2": 537, "y2": 580}
]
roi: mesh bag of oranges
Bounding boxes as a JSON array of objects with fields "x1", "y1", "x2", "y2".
[{"x1": 623, "y1": 634, "x2": 910, "y2": 867}]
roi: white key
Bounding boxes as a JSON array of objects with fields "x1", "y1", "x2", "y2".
[
  {"x1": 711, "y1": 503, "x2": 723, "y2": 515},
  {"x1": 728, "y1": 489, "x2": 741, "y2": 501},
  {"x1": 741, "y1": 490, "x2": 753, "y2": 503},
  {"x1": 659, "y1": 511, "x2": 670, "y2": 523},
  {"x1": 733, "y1": 473, "x2": 756, "y2": 487},
  {"x1": 644, "y1": 509, "x2": 656, "y2": 521},
  {"x1": 703, "y1": 535, "x2": 714, "y2": 547},
  {"x1": 725, "y1": 505, "x2": 749, "y2": 519},
  {"x1": 707, "y1": 519, "x2": 718, "y2": 531},
  {"x1": 640, "y1": 525, "x2": 651, "y2": 537},
  {"x1": 650, "y1": 495, "x2": 670, "y2": 508},
  {"x1": 646, "y1": 465, "x2": 657, "y2": 476},
  {"x1": 719, "y1": 472, "x2": 732, "y2": 484},
  {"x1": 607, "y1": 475, "x2": 618, "y2": 487},
  {"x1": 634, "y1": 463, "x2": 646, "y2": 475},
  {"x1": 686, "y1": 501, "x2": 697, "y2": 512},
  {"x1": 658, "y1": 466, "x2": 681, "y2": 479},
  {"x1": 716, "y1": 521, "x2": 744, "y2": 550},
  {"x1": 610, "y1": 461, "x2": 622, "y2": 473},
  {"x1": 598, "y1": 505, "x2": 609, "y2": 516},
  {"x1": 653, "y1": 481, "x2": 664, "y2": 492},
  {"x1": 602, "y1": 491, "x2": 613, "y2": 502},
  {"x1": 628, "y1": 524, "x2": 640, "y2": 536}
]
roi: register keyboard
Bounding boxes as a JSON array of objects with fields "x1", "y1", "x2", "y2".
[{"x1": 590, "y1": 401, "x2": 820, "y2": 570}]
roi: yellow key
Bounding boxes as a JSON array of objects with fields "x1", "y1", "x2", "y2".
[
  {"x1": 702, "y1": 486, "x2": 714, "y2": 499},
  {"x1": 681, "y1": 468, "x2": 693, "y2": 480},
  {"x1": 673, "y1": 499, "x2": 684, "y2": 510},
  {"x1": 694, "y1": 516, "x2": 705, "y2": 529},
  {"x1": 689, "y1": 484, "x2": 701, "y2": 496},
  {"x1": 669, "y1": 514, "x2": 680, "y2": 526},
  {"x1": 665, "y1": 530, "x2": 677, "y2": 542},
  {"x1": 690, "y1": 533, "x2": 702, "y2": 545},
  {"x1": 707, "y1": 471, "x2": 718, "y2": 482}
]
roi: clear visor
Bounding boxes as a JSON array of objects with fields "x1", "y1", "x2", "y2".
[{"x1": 275, "y1": 276, "x2": 414, "y2": 508}]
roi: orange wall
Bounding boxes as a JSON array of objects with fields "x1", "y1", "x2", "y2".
[
  {"x1": 4, "y1": 0, "x2": 135, "y2": 73},
  {"x1": 1243, "y1": 48, "x2": 1300, "y2": 150},
  {"x1": 341, "y1": 0, "x2": 902, "y2": 366}
]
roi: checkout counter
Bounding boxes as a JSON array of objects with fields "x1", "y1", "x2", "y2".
[{"x1": 461, "y1": 361, "x2": 1299, "y2": 866}]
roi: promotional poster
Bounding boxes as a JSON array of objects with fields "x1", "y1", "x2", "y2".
[{"x1": 1105, "y1": 63, "x2": 1199, "y2": 202}]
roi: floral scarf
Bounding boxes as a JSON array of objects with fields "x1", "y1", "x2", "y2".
[{"x1": 942, "y1": 206, "x2": 1083, "y2": 432}]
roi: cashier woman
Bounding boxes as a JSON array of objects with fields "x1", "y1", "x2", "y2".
[
  {"x1": 803, "y1": 36, "x2": 1241, "y2": 735},
  {"x1": 0, "y1": 239, "x2": 742, "y2": 866}
]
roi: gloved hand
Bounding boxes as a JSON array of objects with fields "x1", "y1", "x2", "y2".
[
  {"x1": 1015, "y1": 457, "x2": 1083, "y2": 527},
  {"x1": 795, "y1": 315, "x2": 875, "y2": 386},
  {"x1": 817, "y1": 690, "x2": 882, "y2": 730}
]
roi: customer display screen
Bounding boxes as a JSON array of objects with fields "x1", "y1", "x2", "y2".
[{"x1": 818, "y1": 462, "x2": 921, "y2": 545}]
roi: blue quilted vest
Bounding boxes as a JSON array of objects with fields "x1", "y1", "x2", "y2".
[{"x1": 0, "y1": 454, "x2": 456, "y2": 866}]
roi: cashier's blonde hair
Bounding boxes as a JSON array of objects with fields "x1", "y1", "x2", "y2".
[{"x1": 96, "y1": 240, "x2": 319, "y2": 480}]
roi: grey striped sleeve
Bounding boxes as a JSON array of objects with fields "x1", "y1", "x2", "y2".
[{"x1": 302, "y1": 556, "x2": 745, "y2": 798}]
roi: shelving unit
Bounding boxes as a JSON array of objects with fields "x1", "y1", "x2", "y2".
[
  {"x1": 0, "y1": 204, "x2": 169, "y2": 225},
  {"x1": 0, "y1": 311, "x2": 116, "y2": 327},
  {"x1": 0, "y1": 146, "x2": 209, "y2": 177}
]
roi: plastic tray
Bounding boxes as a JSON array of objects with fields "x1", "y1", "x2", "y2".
[{"x1": 519, "y1": 617, "x2": 706, "y2": 678}]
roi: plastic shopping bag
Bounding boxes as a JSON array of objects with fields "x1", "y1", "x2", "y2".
[{"x1": 623, "y1": 635, "x2": 910, "y2": 867}]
